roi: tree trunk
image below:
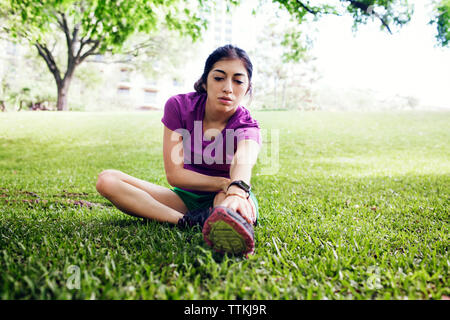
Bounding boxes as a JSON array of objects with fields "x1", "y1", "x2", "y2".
[
  {"x1": 56, "y1": 77, "x2": 72, "y2": 111},
  {"x1": 34, "y1": 13, "x2": 100, "y2": 112}
]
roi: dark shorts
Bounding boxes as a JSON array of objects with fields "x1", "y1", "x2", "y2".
[{"x1": 171, "y1": 187, "x2": 259, "y2": 220}]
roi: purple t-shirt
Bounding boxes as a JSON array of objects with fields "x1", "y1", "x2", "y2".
[{"x1": 161, "y1": 92, "x2": 261, "y2": 194}]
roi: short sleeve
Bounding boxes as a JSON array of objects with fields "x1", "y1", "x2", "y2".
[
  {"x1": 232, "y1": 106, "x2": 262, "y2": 146},
  {"x1": 236, "y1": 127, "x2": 262, "y2": 145},
  {"x1": 161, "y1": 96, "x2": 183, "y2": 131}
]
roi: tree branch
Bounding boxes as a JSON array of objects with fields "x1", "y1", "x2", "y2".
[
  {"x1": 84, "y1": 57, "x2": 134, "y2": 64},
  {"x1": 57, "y1": 12, "x2": 73, "y2": 54},
  {"x1": 295, "y1": 1, "x2": 319, "y2": 15},
  {"x1": 120, "y1": 39, "x2": 160, "y2": 56},
  {"x1": 72, "y1": 22, "x2": 81, "y2": 45},
  {"x1": 75, "y1": 38, "x2": 92, "y2": 61},
  {"x1": 78, "y1": 39, "x2": 101, "y2": 63},
  {"x1": 35, "y1": 42, "x2": 61, "y2": 84},
  {"x1": 347, "y1": 0, "x2": 392, "y2": 34}
]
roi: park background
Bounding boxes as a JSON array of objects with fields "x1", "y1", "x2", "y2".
[
  {"x1": 0, "y1": 0, "x2": 449, "y2": 300},
  {"x1": 1, "y1": 0, "x2": 449, "y2": 112}
]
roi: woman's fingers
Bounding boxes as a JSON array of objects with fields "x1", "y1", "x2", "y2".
[
  {"x1": 218, "y1": 195, "x2": 254, "y2": 224},
  {"x1": 237, "y1": 199, "x2": 252, "y2": 224}
]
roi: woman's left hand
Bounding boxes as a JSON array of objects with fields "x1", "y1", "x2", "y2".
[{"x1": 219, "y1": 194, "x2": 254, "y2": 224}]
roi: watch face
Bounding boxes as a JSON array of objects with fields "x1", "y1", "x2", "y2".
[
  {"x1": 238, "y1": 180, "x2": 250, "y2": 191},
  {"x1": 231, "y1": 180, "x2": 250, "y2": 192}
]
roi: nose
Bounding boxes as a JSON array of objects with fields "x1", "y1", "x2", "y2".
[{"x1": 222, "y1": 79, "x2": 232, "y2": 94}]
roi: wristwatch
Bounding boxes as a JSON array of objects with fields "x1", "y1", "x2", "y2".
[{"x1": 227, "y1": 180, "x2": 251, "y2": 194}]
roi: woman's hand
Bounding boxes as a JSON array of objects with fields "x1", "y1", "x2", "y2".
[{"x1": 218, "y1": 193, "x2": 255, "y2": 225}]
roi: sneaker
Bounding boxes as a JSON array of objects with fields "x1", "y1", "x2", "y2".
[
  {"x1": 177, "y1": 206, "x2": 213, "y2": 229},
  {"x1": 202, "y1": 206, "x2": 255, "y2": 255}
]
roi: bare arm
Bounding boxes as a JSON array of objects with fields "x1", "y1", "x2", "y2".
[
  {"x1": 220, "y1": 139, "x2": 261, "y2": 223},
  {"x1": 163, "y1": 126, "x2": 230, "y2": 192},
  {"x1": 228, "y1": 139, "x2": 261, "y2": 187}
]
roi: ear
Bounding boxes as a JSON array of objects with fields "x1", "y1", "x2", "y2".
[{"x1": 202, "y1": 83, "x2": 207, "y2": 91}]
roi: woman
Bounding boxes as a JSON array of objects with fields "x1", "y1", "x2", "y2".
[{"x1": 96, "y1": 45, "x2": 261, "y2": 255}]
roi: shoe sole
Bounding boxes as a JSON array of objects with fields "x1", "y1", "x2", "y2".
[{"x1": 202, "y1": 206, "x2": 254, "y2": 255}]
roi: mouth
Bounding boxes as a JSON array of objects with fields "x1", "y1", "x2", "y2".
[{"x1": 218, "y1": 97, "x2": 233, "y2": 105}]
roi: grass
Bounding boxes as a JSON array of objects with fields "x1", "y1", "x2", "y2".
[{"x1": 0, "y1": 110, "x2": 448, "y2": 300}]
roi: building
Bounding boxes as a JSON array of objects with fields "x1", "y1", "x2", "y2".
[{"x1": 108, "y1": 0, "x2": 237, "y2": 111}]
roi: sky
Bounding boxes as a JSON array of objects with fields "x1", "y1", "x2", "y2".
[{"x1": 232, "y1": 0, "x2": 450, "y2": 108}]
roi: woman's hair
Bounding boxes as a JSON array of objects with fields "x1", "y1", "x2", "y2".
[{"x1": 194, "y1": 44, "x2": 253, "y2": 96}]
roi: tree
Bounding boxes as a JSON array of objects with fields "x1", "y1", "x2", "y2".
[
  {"x1": 0, "y1": 0, "x2": 206, "y2": 111},
  {"x1": 248, "y1": 5, "x2": 319, "y2": 110},
  {"x1": 263, "y1": 0, "x2": 449, "y2": 61},
  {"x1": 70, "y1": 27, "x2": 203, "y2": 111},
  {"x1": 430, "y1": 0, "x2": 450, "y2": 46}
]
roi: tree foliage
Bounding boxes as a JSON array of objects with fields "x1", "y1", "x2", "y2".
[
  {"x1": 2, "y1": 0, "x2": 205, "y2": 52},
  {"x1": 270, "y1": 0, "x2": 414, "y2": 31},
  {"x1": 265, "y1": 0, "x2": 449, "y2": 61},
  {"x1": 0, "y1": 0, "x2": 448, "y2": 111},
  {"x1": 249, "y1": 7, "x2": 319, "y2": 110},
  {"x1": 0, "y1": 0, "x2": 207, "y2": 110},
  {"x1": 430, "y1": 0, "x2": 450, "y2": 46}
]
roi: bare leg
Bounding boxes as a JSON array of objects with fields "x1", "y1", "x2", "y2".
[{"x1": 96, "y1": 169, "x2": 187, "y2": 224}]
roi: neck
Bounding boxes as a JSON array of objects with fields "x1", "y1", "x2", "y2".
[{"x1": 204, "y1": 98, "x2": 237, "y2": 125}]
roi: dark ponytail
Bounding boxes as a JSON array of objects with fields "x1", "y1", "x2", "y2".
[{"x1": 194, "y1": 78, "x2": 207, "y2": 94}]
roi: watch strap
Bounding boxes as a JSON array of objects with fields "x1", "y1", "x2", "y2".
[
  {"x1": 227, "y1": 180, "x2": 251, "y2": 193},
  {"x1": 227, "y1": 180, "x2": 251, "y2": 198}
]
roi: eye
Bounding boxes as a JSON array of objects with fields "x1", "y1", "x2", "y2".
[
  {"x1": 234, "y1": 80, "x2": 244, "y2": 85},
  {"x1": 214, "y1": 77, "x2": 224, "y2": 81}
]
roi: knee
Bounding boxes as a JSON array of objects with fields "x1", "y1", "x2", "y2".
[{"x1": 96, "y1": 169, "x2": 120, "y2": 196}]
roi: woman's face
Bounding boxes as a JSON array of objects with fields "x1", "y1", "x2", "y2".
[{"x1": 204, "y1": 58, "x2": 250, "y2": 113}]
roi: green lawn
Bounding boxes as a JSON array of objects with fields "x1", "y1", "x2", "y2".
[{"x1": 0, "y1": 110, "x2": 448, "y2": 299}]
